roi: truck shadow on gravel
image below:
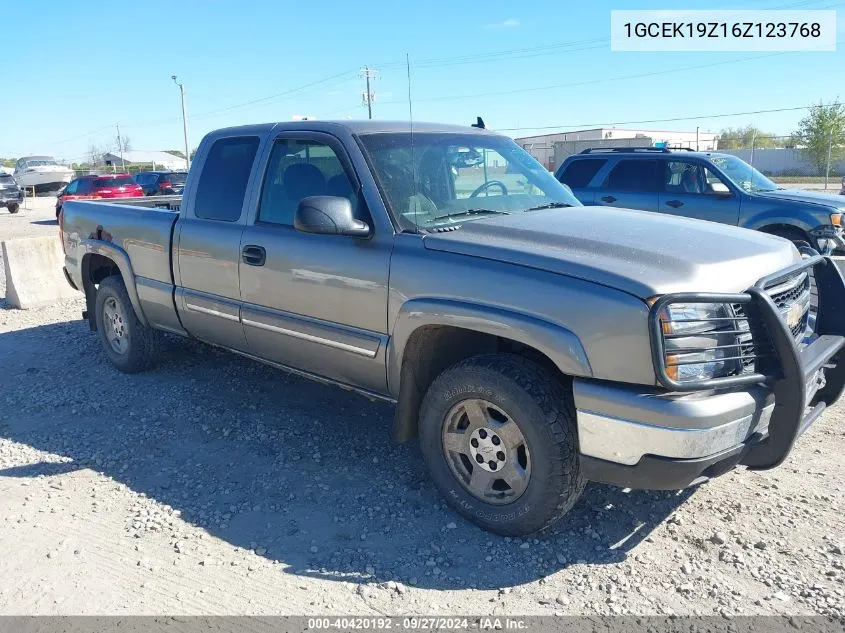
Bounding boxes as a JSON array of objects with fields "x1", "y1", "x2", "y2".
[{"x1": 0, "y1": 319, "x2": 694, "y2": 590}]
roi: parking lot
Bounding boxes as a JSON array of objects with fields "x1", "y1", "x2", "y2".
[{"x1": 0, "y1": 197, "x2": 844, "y2": 617}]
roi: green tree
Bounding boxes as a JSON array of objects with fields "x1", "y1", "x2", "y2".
[
  {"x1": 792, "y1": 102, "x2": 845, "y2": 175},
  {"x1": 718, "y1": 125, "x2": 778, "y2": 150},
  {"x1": 163, "y1": 149, "x2": 186, "y2": 159}
]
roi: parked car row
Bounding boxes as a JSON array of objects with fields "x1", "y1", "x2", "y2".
[
  {"x1": 556, "y1": 147, "x2": 845, "y2": 252},
  {"x1": 55, "y1": 170, "x2": 188, "y2": 218}
]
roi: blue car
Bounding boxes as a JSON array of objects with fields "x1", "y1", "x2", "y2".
[{"x1": 556, "y1": 147, "x2": 845, "y2": 252}]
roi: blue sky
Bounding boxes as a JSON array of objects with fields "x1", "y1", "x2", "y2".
[{"x1": 3, "y1": 0, "x2": 843, "y2": 161}]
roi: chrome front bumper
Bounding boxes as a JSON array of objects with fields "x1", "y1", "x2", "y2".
[{"x1": 574, "y1": 380, "x2": 775, "y2": 467}]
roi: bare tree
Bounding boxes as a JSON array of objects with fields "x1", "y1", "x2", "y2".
[{"x1": 87, "y1": 144, "x2": 104, "y2": 166}]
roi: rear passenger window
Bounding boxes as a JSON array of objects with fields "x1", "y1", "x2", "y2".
[
  {"x1": 195, "y1": 136, "x2": 259, "y2": 221},
  {"x1": 605, "y1": 160, "x2": 660, "y2": 192},
  {"x1": 559, "y1": 159, "x2": 606, "y2": 188},
  {"x1": 257, "y1": 139, "x2": 356, "y2": 226}
]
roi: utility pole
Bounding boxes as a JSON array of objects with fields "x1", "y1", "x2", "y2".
[
  {"x1": 360, "y1": 66, "x2": 377, "y2": 119},
  {"x1": 172, "y1": 75, "x2": 190, "y2": 170},
  {"x1": 116, "y1": 124, "x2": 125, "y2": 172}
]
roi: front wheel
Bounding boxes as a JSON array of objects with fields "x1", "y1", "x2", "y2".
[
  {"x1": 94, "y1": 276, "x2": 161, "y2": 373},
  {"x1": 7, "y1": 203, "x2": 19, "y2": 214},
  {"x1": 419, "y1": 354, "x2": 585, "y2": 536}
]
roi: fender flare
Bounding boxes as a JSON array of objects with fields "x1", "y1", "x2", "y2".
[
  {"x1": 386, "y1": 297, "x2": 593, "y2": 396},
  {"x1": 744, "y1": 211, "x2": 820, "y2": 234},
  {"x1": 80, "y1": 239, "x2": 149, "y2": 327}
]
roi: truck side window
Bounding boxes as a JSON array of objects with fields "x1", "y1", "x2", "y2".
[
  {"x1": 194, "y1": 136, "x2": 259, "y2": 222},
  {"x1": 560, "y1": 159, "x2": 606, "y2": 188},
  {"x1": 257, "y1": 139, "x2": 356, "y2": 226},
  {"x1": 604, "y1": 159, "x2": 660, "y2": 192}
]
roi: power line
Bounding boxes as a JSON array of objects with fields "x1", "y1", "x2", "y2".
[
  {"x1": 375, "y1": 37, "x2": 844, "y2": 107},
  {"x1": 51, "y1": 125, "x2": 114, "y2": 146},
  {"x1": 372, "y1": 0, "x2": 836, "y2": 72},
  {"x1": 119, "y1": 69, "x2": 359, "y2": 130},
  {"x1": 498, "y1": 101, "x2": 842, "y2": 133}
]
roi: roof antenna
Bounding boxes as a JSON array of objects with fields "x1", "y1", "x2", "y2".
[
  {"x1": 471, "y1": 117, "x2": 485, "y2": 129},
  {"x1": 407, "y1": 52, "x2": 419, "y2": 233}
]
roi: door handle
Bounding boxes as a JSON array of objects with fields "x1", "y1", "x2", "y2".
[
  {"x1": 600, "y1": 195, "x2": 617, "y2": 203},
  {"x1": 665, "y1": 200, "x2": 684, "y2": 208},
  {"x1": 242, "y1": 245, "x2": 266, "y2": 266}
]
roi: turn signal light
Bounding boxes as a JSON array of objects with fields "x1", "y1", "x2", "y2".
[{"x1": 830, "y1": 213, "x2": 842, "y2": 227}]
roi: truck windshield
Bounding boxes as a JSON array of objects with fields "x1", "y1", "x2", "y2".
[
  {"x1": 709, "y1": 155, "x2": 778, "y2": 193},
  {"x1": 359, "y1": 132, "x2": 580, "y2": 231}
]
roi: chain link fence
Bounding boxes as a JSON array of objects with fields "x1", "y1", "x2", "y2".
[{"x1": 716, "y1": 134, "x2": 844, "y2": 190}]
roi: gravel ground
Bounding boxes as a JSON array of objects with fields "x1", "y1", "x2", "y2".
[{"x1": 0, "y1": 198, "x2": 843, "y2": 617}]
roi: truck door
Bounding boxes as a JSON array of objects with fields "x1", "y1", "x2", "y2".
[
  {"x1": 238, "y1": 132, "x2": 392, "y2": 394},
  {"x1": 658, "y1": 160, "x2": 741, "y2": 225},
  {"x1": 595, "y1": 158, "x2": 660, "y2": 212},
  {"x1": 174, "y1": 134, "x2": 261, "y2": 350}
]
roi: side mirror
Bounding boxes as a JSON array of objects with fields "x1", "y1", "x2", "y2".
[{"x1": 294, "y1": 196, "x2": 370, "y2": 238}]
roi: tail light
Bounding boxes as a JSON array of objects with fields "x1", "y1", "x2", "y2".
[{"x1": 159, "y1": 182, "x2": 172, "y2": 189}]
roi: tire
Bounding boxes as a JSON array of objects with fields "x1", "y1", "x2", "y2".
[
  {"x1": 94, "y1": 275, "x2": 161, "y2": 373},
  {"x1": 419, "y1": 353, "x2": 585, "y2": 536},
  {"x1": 7, "y1": 203, "x2": 19, "y2": 214}
]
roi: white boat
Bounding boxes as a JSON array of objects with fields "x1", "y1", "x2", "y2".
[{"x1": 13, "y1": 156, "x2": 74, "y2": 193}]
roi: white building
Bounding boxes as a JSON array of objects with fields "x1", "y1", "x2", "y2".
[
  {"x1": 516, "y1": 128, "x2": 719, "y2": 171},
  {"x1": 101, "y1": 150, "x2": 188, "y2": 171}
]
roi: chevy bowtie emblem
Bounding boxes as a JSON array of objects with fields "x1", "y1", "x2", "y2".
[{"x1": 787, "y1": 302, "x2": 805, "y2": 330}]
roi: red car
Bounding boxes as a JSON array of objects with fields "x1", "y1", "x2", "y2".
[{"x1": 56, "y1": 174, "x2": 143, "y2": 218}]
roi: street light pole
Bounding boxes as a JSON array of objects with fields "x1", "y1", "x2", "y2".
[{"x1": 171, "y1": 75, "x2": 190, "y2": 170}]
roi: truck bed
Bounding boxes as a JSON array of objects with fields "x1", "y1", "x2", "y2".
[
  {"x1": 61, "y1": 199, "x2": 184, "y2": 334},
  {"x1": 62, "y1": 199, "x2": 179, "y2": 285}
]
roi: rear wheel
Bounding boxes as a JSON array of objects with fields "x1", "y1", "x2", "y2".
[
  {"x1": 94, "y1": 276, "x2": 161, "y2": 373},
  {"x1": 419, "y1": 354, "x2": 585, "y2": 536}
]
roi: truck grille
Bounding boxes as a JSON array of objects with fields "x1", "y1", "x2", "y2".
[{"x1": 731, "y1": 271, "x2": 812, "y2": 373}]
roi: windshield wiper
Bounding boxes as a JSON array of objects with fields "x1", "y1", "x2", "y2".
[
  {"x1": 431, "y1": 209, "x2": 510, "y2": 221},
  {"x1": 524, "y1": 202, "x2": 574, "y2": 211}
]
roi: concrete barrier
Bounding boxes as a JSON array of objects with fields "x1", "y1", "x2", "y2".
[{"x1": 2, "y1": 236, "x2": 79, "y2": 308}]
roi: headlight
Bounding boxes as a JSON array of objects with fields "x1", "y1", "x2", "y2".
[{"x1": 653, "y1": 301, "x2": 749, "y2": 384}]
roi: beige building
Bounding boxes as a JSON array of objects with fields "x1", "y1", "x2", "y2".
[{"x1": 516, "y1": 128, "x2": 719, "y2": 171}]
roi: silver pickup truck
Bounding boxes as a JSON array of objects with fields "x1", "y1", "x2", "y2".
[{"x1": 59, "y1": 120, "x2": 845, "y2": 536}]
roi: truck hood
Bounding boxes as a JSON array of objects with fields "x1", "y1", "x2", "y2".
[
  {"x1": 754, "y1": 188, "x2": 845, "y2": 208},
  {"x1": 423, "y1": 206, "x2": 798, "y2": 299}
]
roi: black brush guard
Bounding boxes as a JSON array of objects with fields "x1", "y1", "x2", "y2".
[{"x1": 649, "y1": 255, "x2": 845, "y2": 470}]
